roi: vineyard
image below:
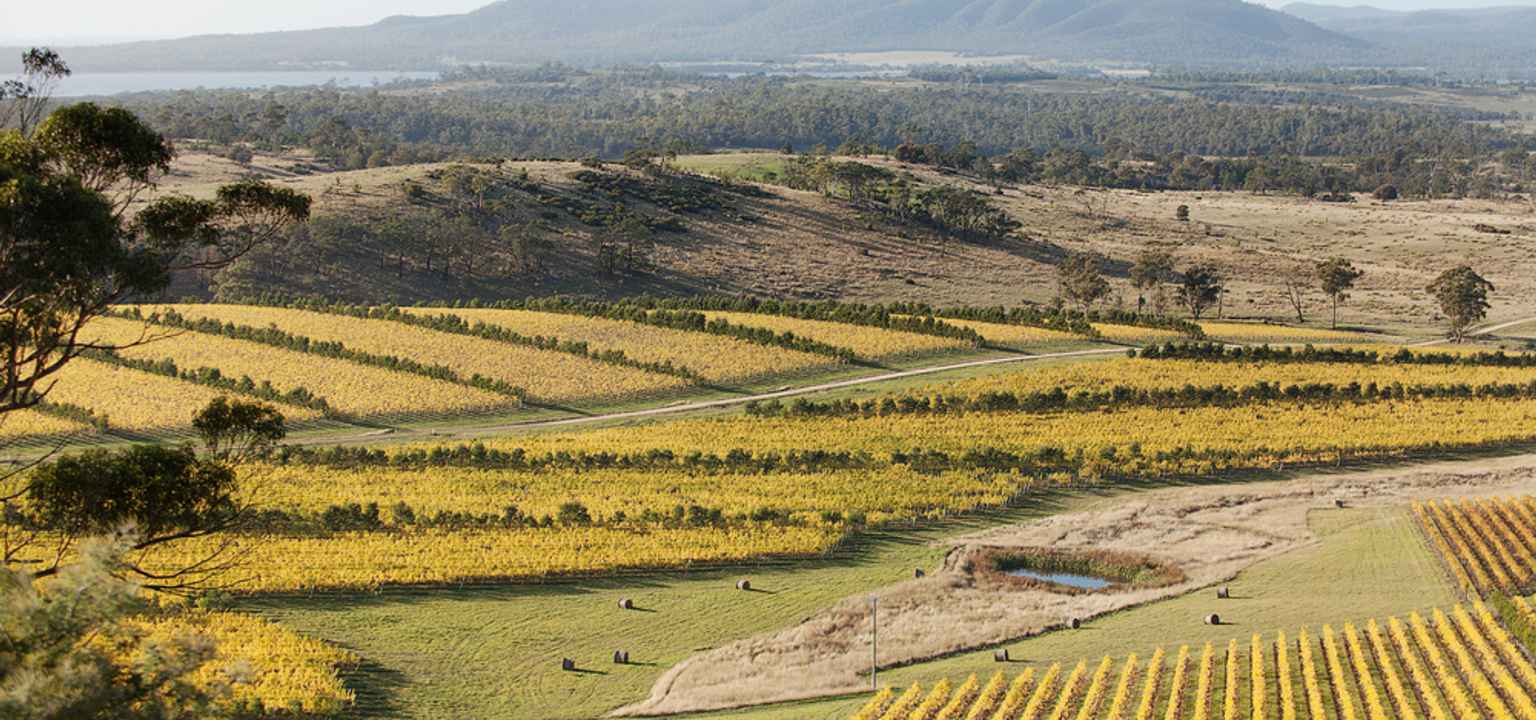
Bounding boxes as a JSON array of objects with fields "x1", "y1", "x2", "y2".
[
  {"x1": 0, "y1": 302, "x2": 1442, "y2": 446},
  {"x1": 850, "y1": 602, "x2": 1536, "y2": 720},
  {"x1": 43, "y1": 391, "x2": 1536, "y2": 592},
  {"x1": 116, "y1": 610, "x2": 356, "y2": 717},
  {"x1": 699, "y1": 310, "x2": 977, "y2": 362},
  {"x1": 1195, "y1": 322, "x2": 1391, "y2": 346},
  {"x1": 139, "y1": 304, "x2": 691, "y2": 405},
  {"x1": 1416, "y1": 496, "x2": 1536, "y2": 597},
  {"x1": 397, "y1": 306, "x2": 838, "y2": 385}
]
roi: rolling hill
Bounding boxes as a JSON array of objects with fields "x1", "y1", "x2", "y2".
[{"x1": 8, "y1": 0, "x2": 1365, "y2": 71}]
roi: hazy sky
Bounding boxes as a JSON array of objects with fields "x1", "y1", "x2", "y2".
[{"x1": 6, "y1": 0, "x2": 1536, "y2": 45}]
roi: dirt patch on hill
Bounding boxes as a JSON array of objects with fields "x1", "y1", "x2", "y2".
[{"x1": 615, "y1": 454, "x2": 1536, "y2": 716}]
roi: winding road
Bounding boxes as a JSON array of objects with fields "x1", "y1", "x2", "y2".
[{"x1": 306, "y1": 346, "x2": 1129, "y2": 445}]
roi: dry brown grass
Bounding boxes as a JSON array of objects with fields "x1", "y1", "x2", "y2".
[{"x1": 147, "y1": 150, "x2": 1536, "y2": 333}]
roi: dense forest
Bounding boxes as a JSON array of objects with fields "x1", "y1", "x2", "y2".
[{"x1": 118, "y1": 72, "x2": 1525, "y2": 170}]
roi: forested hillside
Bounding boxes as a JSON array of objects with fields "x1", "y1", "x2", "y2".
[{"x1": 121, "y1": 72, "x2": 1521, "y2": 167}]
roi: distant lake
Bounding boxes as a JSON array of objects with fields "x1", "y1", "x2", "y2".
[{"x1": 54, "y1": 71, "x2": 439, "y2": 97}]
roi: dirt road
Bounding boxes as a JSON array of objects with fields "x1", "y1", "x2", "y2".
[{"x1": 303, "y1": 346, "x2": 1128, "y2": 445}]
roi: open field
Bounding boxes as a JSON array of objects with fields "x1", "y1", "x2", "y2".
[{"x1": 676, "y1": 152, "x2": 1536, "y2": 330}]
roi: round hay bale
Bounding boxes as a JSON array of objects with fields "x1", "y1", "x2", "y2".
[
  {"x1": 613, "y1": 650, "x2": 628, "y2": 664},
  {"x1": 561, "y1": 658, "x2": 576, "y2": 671},
  {"x1": 736, "y1": 579, "x2": 752, "y2": 591},
  {"x1": 618, "y1": 598, "x2": 634, "y2": 610},
  {"x1": 1069, "y1": 618, "x2": 1082, "y2": 630},
  {"x1": 993, "y1": 649, "x2": 1010, "y2": 662},
  {"x1": 1217, "y1": 586, "x2": 1230, "y2": 599},
  {"x1": 914, "y1": 568, "x2": 926, "y2": 578},
  {"x1": 621, "y1": 650, "x2": 630, "y2": 664},
  {"x1": 1205, "y1": 614, "x2": 1221, "y2": 626},
  {"x1": 1334, "y1": 499, "x2": 1347, "y2": 509}
]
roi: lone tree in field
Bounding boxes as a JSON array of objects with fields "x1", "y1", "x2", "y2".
[
  {"x1": 1178, "y1": 264, "x2": 1224, "y2": 320},
  {"x1": 1426, "y1": 266, "x2": 1495, "y2": 342},
  {"x1": 1315, "y1": 258, "x2": 1364, "y2": 329},
  {"x1": 1129, "y1": 250, "x2": 1175, "y2": 316},
  {"x1": 1057, "y1": 253, "x2": 1111, "y2": 312},
  {"x1": 1282, "y1": 264, "x2": 1309, "y2": 323}
]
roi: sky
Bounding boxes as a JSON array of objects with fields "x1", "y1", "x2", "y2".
[
  {"x1": 0, "y1": 1, "x2": 489, "y2": 45},
  {"x1": 6, "y1": 0, "x2": 1536, "y2": 45}
]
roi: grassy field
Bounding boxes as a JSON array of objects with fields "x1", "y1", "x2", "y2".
[
  {"x1": 235, "y1": 507, "x2": 1049, "y2": 719},
  {"x1": 705, "y1": 505, "x2": 1458, "y2": 719},
  {"x1": 675, "y1": 152, "x2": 791, "y2": 183}
]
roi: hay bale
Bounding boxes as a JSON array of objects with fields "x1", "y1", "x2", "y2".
[
  {"x1": 737, "y1": 579, "x2": 752, "y2": 591},
  {"x1": 914, "y1": 568, "x2": 926, "y2": 578},
  {"x1": 1217, "y1": 586, "x2": 1230, "y2": 599},
  {"x1": 613, "y1": 650, "x2": 629, "y2": 664},
  {"x1": 1069, "y1": 618, "x2": 1082, "y2": 630},
  {"x1": 618, "y1": 598, "x2": 634, "y2": 610},
  {"x1": 1205, "y1": 614, "x2": 1221, "y2": 626},
  {"x1": 561, "y1": 658, "x2": 576, "y2": 671},
  {"x1": 994, "y1": 649, "x2": 1010, "y2": 662},
  {"x1": 1334, "y1": 499, "x2": 1347, "y2": 509}
]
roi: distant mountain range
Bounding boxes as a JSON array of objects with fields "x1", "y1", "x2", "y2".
[
  {"x1": 5, "y1": 0, "x2": 1367, "y2": 72},
  {"x1": 1280, "y1": 2, "x2": 1536, "y2": 72},
  {"x1": 1283, "y1": 2, "x2": 1536, "y2": 46}
]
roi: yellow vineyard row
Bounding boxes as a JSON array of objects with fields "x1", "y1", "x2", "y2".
[
  {"x1": 87, "y1": 315, "x2": 511, "y2": 419},
  {"x1": 401, "y1": 307, "x2": 837, "y2": 385},
  {"x1": 141, "y1": 304, "x2": 686, "y2": 404},
  {"x1": 851, "y1": 602, "x2": 1536, "y2": 720},
  {"x1": 1416, "y1": 496, "x2": 1536, "y2": 597},
  {"x1": 931, "y1": 357, "x2": 1536, "y2": 400}
]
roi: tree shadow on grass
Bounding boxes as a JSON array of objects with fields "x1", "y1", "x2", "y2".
[{"x1": 341, "y1": 657, "x2": 409, "y2": 719}]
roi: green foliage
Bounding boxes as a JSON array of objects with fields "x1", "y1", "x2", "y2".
[
  {"x1": 1177, "y1": 264, "x2": 1224, "y2": 320},
  {"x1": 1426, "y1": 265, "x2": 1495, "y2": 342},
  {"x1": 192, "y1": 397, "x2": 286, "y2": 462},
  {"x1": 1316, "y1": 257, "x2": 1365, "y2": 329},
  {"x1": 26, "y1": 446, "x2": 238, "y2": 541}
]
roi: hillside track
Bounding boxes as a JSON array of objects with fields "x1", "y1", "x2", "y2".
[{"x1": 1407, "y1": 315, "x2": 1536, "y2": 347}]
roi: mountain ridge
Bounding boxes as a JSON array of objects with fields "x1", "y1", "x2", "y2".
[{"x1": 4, "y1": 0, "x2": 1366, "y2": 72}]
